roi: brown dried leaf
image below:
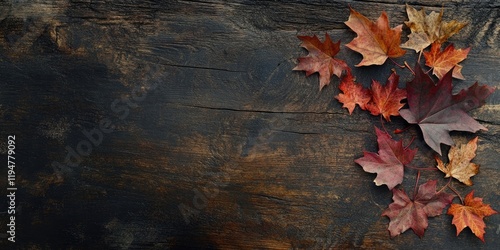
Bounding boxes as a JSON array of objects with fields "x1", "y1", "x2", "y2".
[
  {"x1": 436, "y1": 137, "x2": 479, "y2": 186},
  {"x1": 401, "y1": 4, "x2": 467, "y2": 53}
]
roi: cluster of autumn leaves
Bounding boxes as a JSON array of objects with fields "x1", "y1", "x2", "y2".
[{"x1": 293, "y1": 5, "x2": 497, "y2": 242}]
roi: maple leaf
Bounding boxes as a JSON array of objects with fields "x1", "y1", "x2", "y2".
[
  {"x1": 355, "y1": 127, "x2": 417, "y2": 190},
  {"x1": 447, "y1": 190, "x2": 498, "y2": 242},
  {"x1": 399, "y1": 64, "x2": 495, "y2": 155},
  {"x1": 293, "y1": 33, "x2": 350, "y2": 90},
  {"x1": 382, "y1": 180, "x2": 455, "y2": 238},
  {"x1": 424, "y1": 42, "x2": 470, "y2": 80},
  {"x1": 366, "y1": 71, "x2": 407, "y2": 121},
  {"x1": 436, "y1": 137, "x2": 479, "y2": 186},
  {"x1": 335, "y1": 71, "x2": 371, "y2": 114},
  {"x1": 344, "y1": 6, "x2": 406, "y2": 66},
  {"x1": 401, "y1": 4, "x2": 467, "y2": 53}
]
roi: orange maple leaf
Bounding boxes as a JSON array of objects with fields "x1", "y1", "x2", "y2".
[
  {"x1": 335, "y1": 71, "x2": 371, "y2": 114},
  {"x1": 424, "y1": 42, "x2": 470, "y2": 79},
  {"x1": 366, "y1": 71, "x2": 406, "y2": 121},
  {"x1": 435, "y1": 137, "x2": 479, "y2": 186},
  {"x1": 293, "y1": 33, "x2": 350, "y2": 90},
  {"x1": 447, "y1": 191, "x2": 498, "y2": 242},
  {"x1": 345, "y1": 6, "x2": 406, "y2": 66},
  {"x1": 401, "y1": 4, "x2": 467, "y2": 53}
]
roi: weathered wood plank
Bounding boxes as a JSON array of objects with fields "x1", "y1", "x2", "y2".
[{"x1": 0, "y1": 0, "x2": 498, "y2": 248}]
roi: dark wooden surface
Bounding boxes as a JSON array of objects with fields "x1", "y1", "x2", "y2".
[{"x1": 0, "y1": 0, "x2": 499, "y2": 249}]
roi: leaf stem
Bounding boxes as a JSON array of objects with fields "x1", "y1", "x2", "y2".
[
  {"x1": 404, "y1": 136, "x2": 416, "y2": 149},
  {"x1": 394, "y1": 126, "x2": 410, "y2": 134},
  {"x1": 404, "y1": 61, "x2": 415, "y2": 75},
  {"x1": 447, "y1": 184, "x2": 464, "y2": 204},
  {"x1": 413, "y1": 170, "x2": 421, "y2": 200},
  {"x1": 417, "y1": 51, "x2": 423, "y2": 64},
  {"x1": 380, "y1": 115, "x2": 389, "y2": 134},
  {"x1": 438, "y1": 177, "x2": 452, "y2": 193},
  {"x1": 390, "y1": 58, "x2": 406, "y2": 68},
  {"x1": 424, "y1": 68, "x2": 433, "y2": 75}
]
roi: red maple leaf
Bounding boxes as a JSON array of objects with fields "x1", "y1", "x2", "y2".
[
  {"x1": 423, "y1": 42, "x2": 470, "y2": 80},
  {"x1": 355, "y1": 127, "x2": 417, "y2": 190},
  {"x1": 448, "y1": 190, "x2": 498, "y2": 242},
  {"x1": 399, "y1": 64, "x2": 495, "y2": 155},
  {"x1": 366, "y1": 71, "x2": 407, "y2": 121},
  {"x1": 382, "y1": 180, "x2": 455, "y2": 238},
  {"x1": 293, "y1": 33, "x2": 350, "y2": 90},
  {"x1": 335, "y1": 71, "x2": 371, "y2": 114},
  {"x1": 345, "y1": 6, "x2": 406, "y2": 66}
]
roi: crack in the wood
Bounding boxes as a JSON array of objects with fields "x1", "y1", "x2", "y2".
[
  {"x1": 255, "y1": 193, "x2": 292, "y2": 203},
  {"x1": 252, "y1": 193, "x2": 319, "y2": 210},
  {"x1": 326, "y1": 124, "x2": 372, "y2": 134},
  {"x1": 271, "y1": 129, "x2": 321, "y2": 135},
  {"x1": 177, "y1": 103, "x2": 346, "y2": 115},
  {"x1": 161, "y1": 63, "x2": 245, "y2": 73}
]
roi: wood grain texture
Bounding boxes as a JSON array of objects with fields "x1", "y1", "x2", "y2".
[{"x1": 0, "y1": 0, "x2": 498, "y2": 249}]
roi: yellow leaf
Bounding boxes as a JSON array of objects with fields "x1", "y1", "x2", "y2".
[
  {"x1": 436, "y1": 137, "x2": 479, "y2": 186},
  {"x1": 402, "y1": 4, "x2": 467, "y2": 53}
]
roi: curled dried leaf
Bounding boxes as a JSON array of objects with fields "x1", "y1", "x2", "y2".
[
  {"x1": 436, "y1": 137, "x2": 479, "y2": 186},
  {"x1": 402, "y1": 4, "x2": 467, "y2": 52}
]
